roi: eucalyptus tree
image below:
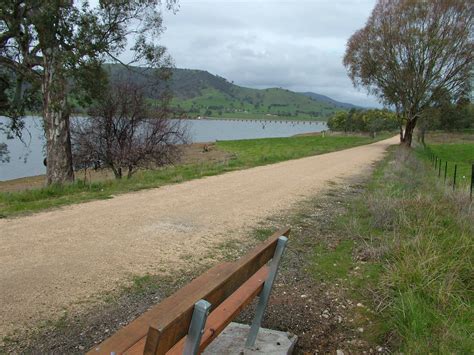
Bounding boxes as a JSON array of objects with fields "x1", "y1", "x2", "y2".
[
  {"x1": 0, "y1": 0, "x2": 177, "y2": 184},
  {"x1": 344, "y1": 0, "x2": 473, "y2": 146}
]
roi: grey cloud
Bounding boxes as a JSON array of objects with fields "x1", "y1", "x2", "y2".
[{"x1": 138, "y1": 0, "x2": 381, "y2": 106}]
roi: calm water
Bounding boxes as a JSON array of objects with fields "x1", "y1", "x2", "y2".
[{"x1": 0, "y1": 116, "x2": 326, "y2": 181}]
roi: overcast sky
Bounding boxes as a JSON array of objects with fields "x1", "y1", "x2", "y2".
[{"x1": 106, "y1": 0, "x2": 378, "y2": 107}]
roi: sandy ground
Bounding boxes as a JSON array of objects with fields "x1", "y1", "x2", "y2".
[{"x1": 0, "y1": 136, "x2": 398, "y2": 337}]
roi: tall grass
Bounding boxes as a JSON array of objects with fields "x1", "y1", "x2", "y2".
[{"x1": 350, "y1": 147, "x2": 474, "y2": 352}]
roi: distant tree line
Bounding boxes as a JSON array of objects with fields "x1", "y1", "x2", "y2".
[
  {"x1": 327, "y1": 109, "x2": 399, "y2": 133},
  {"x1": 417, "y1": 98, "x2": 473, "y2": 144},
  {"x1": 328, "y1": 102, "x2": 473, "y2": 138},
  {"x1": 420, "y1": 99, "x2": 474, "y2": 132}
]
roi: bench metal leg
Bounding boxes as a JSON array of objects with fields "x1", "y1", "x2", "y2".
[
  {"x1": 183, "y1": 299, "x2": 212, "y2": 355},
  {"x1": 246, "y1": 236, "x2": 288, "y2": 348}
]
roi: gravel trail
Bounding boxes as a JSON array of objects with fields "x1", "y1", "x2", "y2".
[{"x1": 0, "y1": 136, "x2": 398, "y2": 336}]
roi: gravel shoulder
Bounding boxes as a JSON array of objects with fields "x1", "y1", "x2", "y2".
[{"x1": 0, "y1": 136, "x2": 398, "y2": 338}]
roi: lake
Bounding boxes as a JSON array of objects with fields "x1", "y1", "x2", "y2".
[{"x1": 0, "y1": 116, "x2": 326, "y2": 181}]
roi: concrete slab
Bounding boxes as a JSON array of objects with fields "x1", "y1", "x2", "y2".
[{"x1": 203, "y1": 322, "x2": 297, "y2": 355}]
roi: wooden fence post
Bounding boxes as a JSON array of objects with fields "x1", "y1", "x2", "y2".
[
  {"x1": 453, "y1": 164, "x2": 457, "y2": 191},
  {"x1": 444, "y1": 161, "x2": 448, "y2": 183},
  {"x1": 470, "y1": 164, "x2": 473, "y2": 200}
]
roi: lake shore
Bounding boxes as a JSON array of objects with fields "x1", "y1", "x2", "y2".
[
  {"x1": 0, "y1": 117, "x2": 327, "y2": 181},
  {"x1": 0, "y1": 134, "x2": 389, "y2": 217},
  {"x1": 0, "y1": 142, "x2": 228, "y2": 192}
]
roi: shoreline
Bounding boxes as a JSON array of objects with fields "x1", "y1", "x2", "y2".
[
  {"x1": 0, "y1": 132, "x2": 381, "y2": 188},
  {"x1": 188, "y1": 116, "x2": 327, "y2": 123}
]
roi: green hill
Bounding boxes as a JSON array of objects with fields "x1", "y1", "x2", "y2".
[{"x1": 103, "y1": 65, "x2": 358, "y2": 121}]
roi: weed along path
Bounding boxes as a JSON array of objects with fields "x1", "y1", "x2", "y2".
[{"x1": 0, "y1": 136, "x2": 398, "y2": 337}]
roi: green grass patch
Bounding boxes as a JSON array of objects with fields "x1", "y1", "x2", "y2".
[
  {"x1": 130, "y1": 274, "x2": 161, "y2": 295},
  {"x1": 216, "y1": 134, "x2": 385, "y2": 167},
  {"x1": 0, "y1": 134, "x2": 388, "y2": 217},
  {"x1": 417, "y1": 143, "x2": 474, "y2": 188},
  {"x1": 252, "y1": 227, "x2": 275, "y2": 242},
  {"x1": 311, "y1": 240, "x2": 355, "y2": 280}
]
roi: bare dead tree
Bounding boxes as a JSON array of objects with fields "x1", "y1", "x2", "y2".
[
  {"x1": 344, "y1": 0, "x2": 473, "y2": 146},
  {"x1": 71, "y1": 80, "x2": 188, "y2": 179}
]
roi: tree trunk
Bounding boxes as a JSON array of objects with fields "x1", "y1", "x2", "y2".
[
  {"x1": 401, "y1": 117, "x2": 418, "y2": 147},
  {"x1": 42, "y1": 55, "x2": 74, "y2": 185},
  {"x1": 127, "y1": 166, "x2": 134, "y2": 179},
  {"x1": 420, "y1": 127, "x2": 426, "y2": 146},
  {"x1": 112, "y1": 166, "x2": 122, "y2": 179}
]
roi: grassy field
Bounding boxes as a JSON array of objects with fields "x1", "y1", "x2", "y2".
[
  {"x1": 417, "y1": 143, "x2": 474, "y2": 187},
  {"x1": 172, "y1": 87, "x2": 339, "y2": 121},
  {"x1": 0, "y1": 134, "x2": 388, "y2": 217},
  {"x1": 316, "y1": 146, "x2": 474, "y2": 352},
  {"x1": 216, "y1": 134, "x2": 383, "y2": 166}
]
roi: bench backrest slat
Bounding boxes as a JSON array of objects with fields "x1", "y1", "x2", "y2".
[{"x1": 90, "y1": 227, "x2": 290, "y2": 355}]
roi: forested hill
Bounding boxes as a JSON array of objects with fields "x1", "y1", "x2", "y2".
[
  {"x1": 103, "y1": 64, "x2": 360, "y2": 121},
  {"x1": 299, "y1": 92, "x2": 359, "y2": 110}
]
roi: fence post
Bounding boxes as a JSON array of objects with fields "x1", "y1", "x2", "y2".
[
  {"x1": 471, "y1": 164, "x2": 473, "y2": 200},
  {"x1": 438, "y1": 159, "x2": 442, "y2": 177},
  {"x1": 444, "y1": 161, "x2": 448, "y2": 183},
  {"x1": 435, "y1": 156, "x2": 438, "y2": 169},
  {"x1": 453, "y1": 164, "x2": 457, "y2": 191}
]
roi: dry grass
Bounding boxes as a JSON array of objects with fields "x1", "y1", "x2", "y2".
[{"x1": 423, "y1": 130, "x2": 474, "y2": 144}]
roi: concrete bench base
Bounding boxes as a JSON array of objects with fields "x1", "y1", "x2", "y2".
[{"x1": 203, "y1": 322, "x2": 297, "y2": 355}]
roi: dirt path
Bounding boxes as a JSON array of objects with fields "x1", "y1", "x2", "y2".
[{"x1": 0, "y1": 136, "x2": 398, "y2": 337}]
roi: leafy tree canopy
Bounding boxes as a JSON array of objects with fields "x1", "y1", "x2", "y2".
[{"x1": 344, "y1": 0, "x2": 473, "y2": 146}]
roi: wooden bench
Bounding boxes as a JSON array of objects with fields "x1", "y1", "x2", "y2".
[{"x1": 88, "y1": 228, "x2": 290, "y2": 355}]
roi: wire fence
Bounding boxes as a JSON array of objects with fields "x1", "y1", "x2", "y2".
[{"x1": 425, "y1": 148, "x2": 474, "y2": 200}]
